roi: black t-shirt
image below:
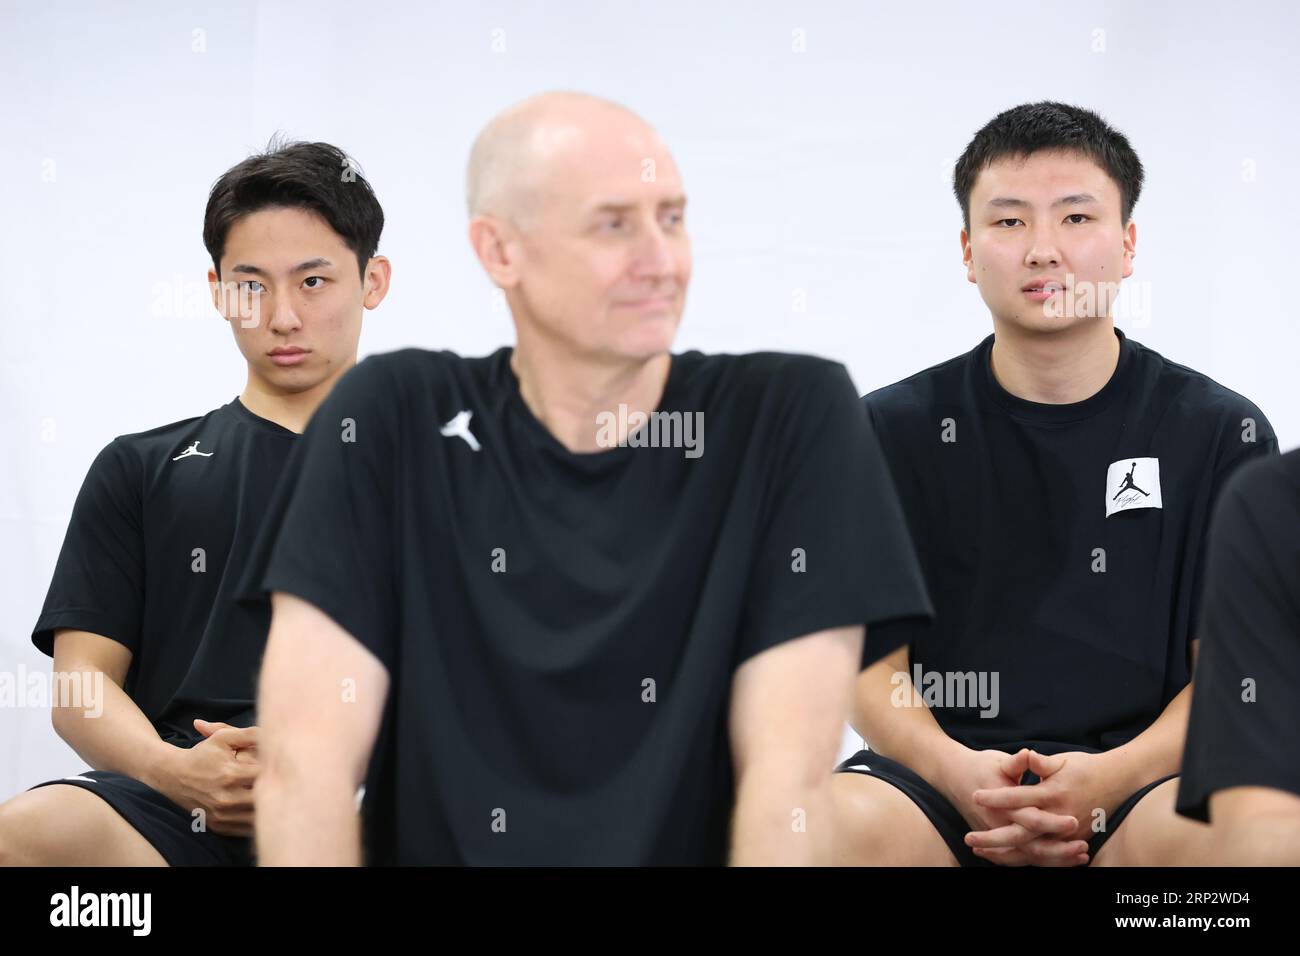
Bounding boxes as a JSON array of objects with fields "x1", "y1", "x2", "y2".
[
  {"x1": 32, "y1": 398, "x2": 298, "y2": 746},
  {"x1": 238, "y1": 346, "x2": 932, "y2": 865},
  {"x1": 864, "y1": 328, "x2": 1277, "y2": 757},
  {"x1": 1176, "y1": 448, "x2": 1300, "y2": 822}
]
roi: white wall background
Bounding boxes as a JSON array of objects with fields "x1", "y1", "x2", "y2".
[{"x1": 2, "y1": 0, "x2": 1297, "y2": 800}]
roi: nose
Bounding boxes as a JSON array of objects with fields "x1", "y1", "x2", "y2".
[
  {"x1": 1024, "y1": 225, "x2": 1062, "y2": 269},
  {"x1": 267, "y1": 294, "x2": 302, "y2": 335},
  {"x1": 632, "y1": 221, "x2": 677, "y2": 282}
]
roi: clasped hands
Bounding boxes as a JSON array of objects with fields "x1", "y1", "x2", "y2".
[{"x1": 942, "y1": 747, "x2": 1126, "y2": 866}]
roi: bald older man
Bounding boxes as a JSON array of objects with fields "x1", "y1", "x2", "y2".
[{"x1": 240, "y1": 92, "x2": 932, "y2": 865}]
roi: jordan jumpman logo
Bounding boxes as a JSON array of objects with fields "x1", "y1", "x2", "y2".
[
  {"x1": 172, "y1": 441, "x2": 214, "y2": 461},
  {"x1": 1112, "y1": 461, "x2": 1149, "y2": 499},
  {"x1": 440, "y1": 410, "x2": 481, "y2": 451}
]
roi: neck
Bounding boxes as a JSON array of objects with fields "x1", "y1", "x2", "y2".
[
  {"x1": 510, "y1": 329, "x2": 672, "y2": 454},
  {"x1": 989, "y1": 318, "x2": 1120, "y2": 405},
  {"x1": 239, "y1": 360, "x2": 354, "y2": 434}
]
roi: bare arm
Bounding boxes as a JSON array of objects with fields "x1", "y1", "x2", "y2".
[
  {"x1": 1208, "y1": 786, "x2": 1300, "y2": 866},
  {"x1": 849, "y1": 643, "x2": 966, "y2": 792},
  {"x1": 255, "y1": 591, "x2": 389, "y2": 866},
  {"x1": 855, "y1": 641, "x2": 1199, "y2": 802},
  {"x1": 1099, "y1": 686, "x2": 1189, "y2": 792},
  {"x1": 52, "y1": 628, "x2": 261, "y2": 834},
  {"x1": 50, "y1": 629, "x2": 178, "y2": 792},
  {"x1": 728, "y1": 625, "x2": 863, "y2": 866},
  {"x1": 1100, "y1": 640, "x2": 1201, "y2": 793}
]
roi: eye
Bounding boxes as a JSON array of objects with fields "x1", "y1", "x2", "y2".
[
  {"x1": 240, "y1": 279, "x2": 266, "y2": 293},
  {"x1": 996, "y1": 218, "x2": 1021, "y2": 228},
  {"x1": 1065, "y1": 214, "x2": 1091, "y2": 224},
  {"x1": 662, "y1": 211, "x2": 685, "y2": 228},
  {"x1": 302, "y1": 276, "x2": 326, "y2": 289},
  {"x1": 601, "y1": 217, "x2": 625, "y2": 231}
]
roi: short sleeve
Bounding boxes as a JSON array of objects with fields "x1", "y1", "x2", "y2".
[
  {"x1": 1183, "y1": 414, "x2": 1280, "y2": 646},
  {"x1": 32, "y1": 438, "x2": 145, "y2": 657},
  {"x1": 738, "y1": 361, "x2": 933, "y2": 670},
  {"x1": 1176, "y1": 455, "x2": 1300, "y2": 822},
  {"x1": 237, "y1": 357, "x2": 401, "y2": 671}
]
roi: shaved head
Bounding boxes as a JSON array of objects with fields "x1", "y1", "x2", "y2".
[
  {"x1": 465, "y1": 90, "x2": 690, "y2": 365},
  {"x1": 466, "y1": 91, "x2": 664, "y2": 227}
]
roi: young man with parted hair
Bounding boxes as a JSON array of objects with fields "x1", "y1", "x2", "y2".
[
  {"x1": 832, "y1": 101, "x2": 1277, "y2": 867},
  {"x1": 0, "y1": 140, "x2": 390, "y2": 866},
  {"x1": 243, "y1": 91, "x2": 933, "y2": 865}
]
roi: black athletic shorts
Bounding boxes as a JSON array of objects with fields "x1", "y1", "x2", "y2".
[
  {"x1": 28, "y1": 771, "x2": 253, "y2": 867},
  {"x1": 835, "y1": 749, "x2": 1177, "y2": 866}
]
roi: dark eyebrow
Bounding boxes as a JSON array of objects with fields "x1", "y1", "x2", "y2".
[
  {"x1": 228, "y1": 258, "x2": 335, "y2": 276},
  {"x1": 986, "y1": 193, "x2": 1100, "y2": 210}
]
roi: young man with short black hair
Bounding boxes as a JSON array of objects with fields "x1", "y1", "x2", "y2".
[
  {"x1": 833, "y1": 101, "x2": 1277, "y2": 867},
  {"x1": 0, "y1": 140, "x2": 390, "y2": 867}
]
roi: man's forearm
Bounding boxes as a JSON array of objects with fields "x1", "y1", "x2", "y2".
[
  {"x1": 255, "y1": 762, "x2": 362, "y2": 866},
  {"x1": 52, "y1": 667, "x2": 180, "y2": 793},
  {"x1": 854, "y1": 657, "x2": 965, "y2": 791},
  {"x1": 1101, "y1": 684, "x2": 1189, "y2": 793},
  {"x1": 255, "y1": 594, "x2": 388, "y2": 866},
  {"x1": 730, "y1": 764, "x2": 833, "y2": 865}
]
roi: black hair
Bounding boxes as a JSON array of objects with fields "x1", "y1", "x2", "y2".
[
  {"x1": 952, "y1": 102, "x2": 1144, "y2": 233},
  {"x1": 203, "y1": 136, "x2": 384, "y2": 280}
]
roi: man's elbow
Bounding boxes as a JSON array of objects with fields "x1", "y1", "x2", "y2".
[
  {"x1": 257, "y1": 678, "x2": 371, "y2": 797},
  {"x1": 257, "y1": 697, "x2": 358, "y2": 794},
  {"x1": 50, "y1": 694, "x2": 90, "y2": 743},
  {"x1": 50, "y1": 703, "x2": 73, "y2": 742},
  {"x1": 737, "y1": 742, "x2": 838, "y2": 799}
]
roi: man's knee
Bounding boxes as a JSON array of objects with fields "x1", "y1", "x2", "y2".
[
  {"x1": 0, "y1": 784, "x2": 164, "y2": 867},
  {"x1": 0, "y1": 788, "x2": 64, "y2": 866},
  {"x1": 831, "y1": 770, "x2": 957, "y2": 866}
]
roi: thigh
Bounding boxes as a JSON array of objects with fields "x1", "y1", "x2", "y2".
[
  {"x1": 0, "y1": 784, "x2": 167, "y2": 867},
  {"x1": 831, "y1": 770, "x2": 960, "y2": 866},
  {"x1": 1091, "y1": 778, "x2": 1212, "y2": 867}
]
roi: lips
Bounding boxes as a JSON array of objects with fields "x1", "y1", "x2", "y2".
[
  {"x1": 1021, "y1": 277, "x2": 1066, "y2": 305},
  {"x1": 622, "y1": 296, "x2": 675, "y2": 311},
  {"x1": 269, "y1": 347, "x2": 310, "y2": 367}
]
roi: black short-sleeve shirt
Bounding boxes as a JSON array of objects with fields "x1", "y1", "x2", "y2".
[
  {"x1": 32, "y1": 399, "x2": 298, "y2": 745},
  {"x1": 239, "y1": 346, "x2": 932, "y2": 864},
  {"x1": 863, "y1": 328, "x2": 1277, "y2": 756},
  {"x1": 1176, "y1": 448, "x2": 1300, "y2": 822}
]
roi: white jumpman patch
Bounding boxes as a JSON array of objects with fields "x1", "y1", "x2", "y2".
[
  {"x1": 440, "y1": 410, "x2": 481, "y2": 451},
  {"x1": 172, "y1": 441, "x2": 214, "y2": 461}
]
